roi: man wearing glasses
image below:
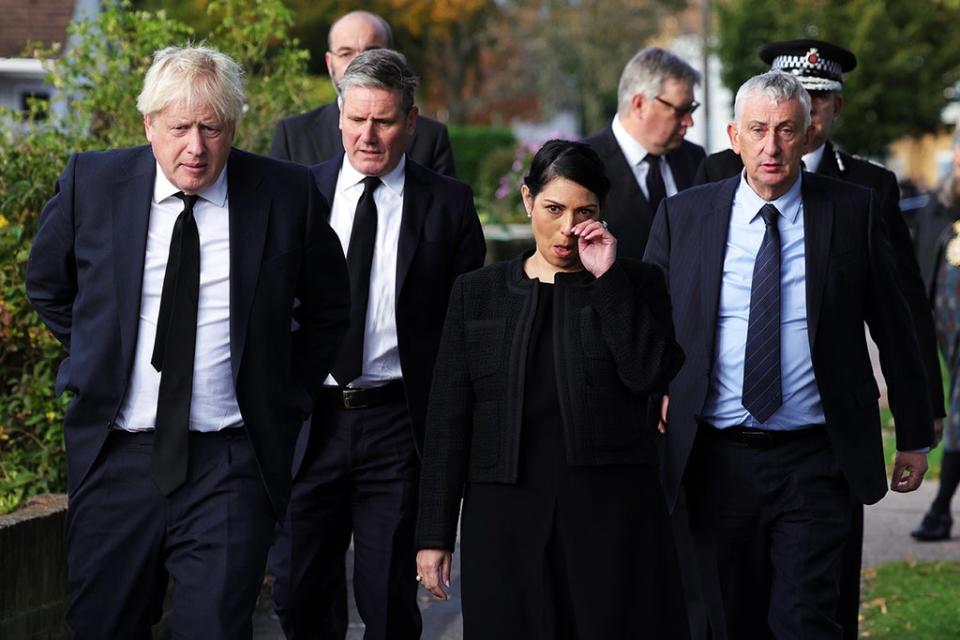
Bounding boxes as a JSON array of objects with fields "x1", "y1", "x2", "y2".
[{"x1": 584, "y1": 47, "x2": 705, "y2": 259}]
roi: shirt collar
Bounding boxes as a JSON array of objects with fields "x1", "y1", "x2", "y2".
[
  {"x1": 152, "y1": 162, "x2": 228, "y2": 207},
  {"x1": 340, "y1": 154, "x2": 406, "y2": 198},
  {"x1": 611, "y1": 115, "x2": 655, "y2": 167},
  {"x1": 802, "y1": 143, "x2": 826, "y2": 173},
  {"x1": 736, "y1": 169, "x2": 803, "y2": 225}
]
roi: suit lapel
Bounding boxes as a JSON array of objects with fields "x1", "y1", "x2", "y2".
[
  {"x1": 112, "y1": 148, "x2": 156, "y2": 368},
  {"x1": 396, "y1": 159, "x2": 430, "y2": 297},
  {"x1": 227, "y1": 150, "x2": 270, "y2": 381},
  {"x1": 699, "y1": 177, "x2": 738, "y2": 362},
  {"x1": 667, "y1": 145, "x2": 693, "y2": 190},
  {"x1": 596, "y1": 127, "x2": 651, "y2": 223},
  {"x1": 802, "y1": 176, "x2": 833, "y2": 349},
  {"x1": 815, "y1": 140, "x2": 841, "y2": 178}
]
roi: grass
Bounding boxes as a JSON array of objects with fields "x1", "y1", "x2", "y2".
[{"x1": 860, "y1": 561, "x2": 960, "y2": 638}]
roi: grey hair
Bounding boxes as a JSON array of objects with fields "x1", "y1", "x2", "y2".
[
  {"x1": 617, "y1": 47, "x2": 701, "y2": 115},
  {"x1": 733, "y1": 71, "x2": 811, "y2": 131},
  {"x1": 137, "y1": 45, "x2": 245, "y2": 123},
  {"x1": 328, "y1": 11, "x2": 394, "y2": 50},
  {"x1": 340, "y1": 49, "x2": 418, "y2": 113}
]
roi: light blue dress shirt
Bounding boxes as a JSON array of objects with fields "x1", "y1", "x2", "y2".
[{"x1": 702, "y1": 172, "x2": 827, "y2": 429}]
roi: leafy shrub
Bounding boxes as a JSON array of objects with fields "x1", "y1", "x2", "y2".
[
  {"x1": 0, "y1": 0, "x2": 325, "y2": 513},
  {"x1": 447, "y1": 125, "x2": 516, "y2": 199}
]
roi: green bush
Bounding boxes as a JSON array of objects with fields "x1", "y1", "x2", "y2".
[
  {"x1": 448, "y1": 125, "x2": 516, "y2": 199},
  {"x1": 0, "y1": 0, "x2": 324, "y2": 513}
]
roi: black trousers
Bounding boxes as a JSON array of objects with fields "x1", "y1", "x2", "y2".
[
  {"x1": 65, "y1": 429, "x2": 275, "y2": 639},
  {"x1": 270, "y1": 398, "x2": 422, "y2": 640},
  {"x1": 685, "y1": 428, "x2": 853, "y2": 640}
]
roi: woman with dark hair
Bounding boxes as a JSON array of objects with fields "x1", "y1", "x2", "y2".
[{"x1": 414, "y1": 139, "x2": 686, "y2": 637}]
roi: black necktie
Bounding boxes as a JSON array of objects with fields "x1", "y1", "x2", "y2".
[
  {"x1": 644, "y1": 153, "x2": 667, "y2": 211},
  {"x1": 151, "y1": 191, "x2": 200, "y2": 495},
  {"x1": 742, "y1": 203, "x2": 782, "y2": 423},
  {"x1": 331, "y1": 176, "x2": 381, "y2": 386}
]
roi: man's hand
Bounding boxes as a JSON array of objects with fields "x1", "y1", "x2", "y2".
[
  {"x1": 416, "y1": 549, "x2": 452, "y2": 600},
  {"x1": 891, "y1": 451, "x2": 928, "y2": 493},
  {"x1": 658, "y1": 395, "x2": 670, "y2": 433}
]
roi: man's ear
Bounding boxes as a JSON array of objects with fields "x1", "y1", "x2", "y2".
[{"x1": 727, "y1": 121, "x2": 740, "y2": 155}]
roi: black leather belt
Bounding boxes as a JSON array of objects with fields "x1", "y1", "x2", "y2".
[
  {"x1": 703, "y1": 424, "x2": 826, "y2": 447},
  {"x1": 319, "y1": 380, "x2": 405, "y2": 410}
]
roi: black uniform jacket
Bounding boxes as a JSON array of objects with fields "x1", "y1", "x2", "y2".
[
  {"x1": 694, "y1": 143, "x2": 945, "y2": 418},
  {"x1": 415, "y1": 254, "x2": 685, "y2": 550}
]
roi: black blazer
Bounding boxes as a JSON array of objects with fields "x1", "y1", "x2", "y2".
[
  {"x1": 311, "y1": 156, "x2": 485, "y2": 452},
  {"x1": 25, "y1": 146, "x2": 351, "y2": 518},
  {"x1": 270, "y1": 102, "x2": 457, "y2": 177},
  {"x1": 583, "y1": 126, "x2": 705, "y2": 260},
  {"x1": 643, "y1": 173, "x2": 935, "y2": 511},
  {"x1": 415, "y1": 255, "x2": 684, "y2": 550},
  {"x1": 694, "y1": 143, "x2": 944, "y2": 418}
]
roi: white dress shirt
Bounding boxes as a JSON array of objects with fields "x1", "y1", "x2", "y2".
[
  {"x1": 116, "y1": 165, "x2": 243, "y2": 432},
  {"x1": 702, "y1": 171, "x2": 826, "y2": 429},
  {"x1": 325, "y1": 157, "x2": 406, "y2": 386},
  {"x1": 611, "y1": 115, "x2": 679, "y2": 200}
]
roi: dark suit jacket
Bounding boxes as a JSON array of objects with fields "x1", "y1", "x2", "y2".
[
  {"x1": 583, "y1": 126, "x2": 705, "y2": 260},
  {"x1": 415, "y1": 255, "x2": 684, "y2": 550},
  {"x1": 25, "y1": 146, "x2": 350, "y2": 518},
  {"x1": 270, "y1": 102, "x2": 456, "y2": 177},
  {"x1": 643, "y1": 173, "x2": 935, "y2": 511},
  {"x1": 694, "y1": 143, "x2": 945, "y2": 418},
  {"x1": 311, "y1": 156, "x2": 485, "y2": 452}
]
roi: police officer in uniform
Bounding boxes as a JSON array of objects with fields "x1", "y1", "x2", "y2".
[{"x1": 694, "y1": 39, "x2": 945, "y2": 640}]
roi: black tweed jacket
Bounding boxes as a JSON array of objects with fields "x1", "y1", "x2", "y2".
[{"x1": 415, "y1": 254, "x2": 684, "y2": 550}]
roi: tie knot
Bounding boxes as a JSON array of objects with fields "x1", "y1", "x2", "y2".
[
  {"x1": 174, "y1": 191, "x2": 200, "y2": 211},
  {"x1": 362, "y1": 176, "x2": 382, "y2": 195},
  {"x1": 760, "y1": 203, "x2": 780, "y2": 227},
  {"x1": 643, "y1": 153, "x2": 661, "y2": 166}
]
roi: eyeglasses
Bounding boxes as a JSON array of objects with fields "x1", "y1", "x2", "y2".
[{"x1": 655, "y1": 96, "x2": 700, "y2": 117}]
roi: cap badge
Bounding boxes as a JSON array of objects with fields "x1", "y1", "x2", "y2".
[{"x1": 806, "y1": 48, "x2": 820, "y2": 65}]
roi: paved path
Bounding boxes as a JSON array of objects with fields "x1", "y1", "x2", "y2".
[{"x1": 252, "y1": 481, "x2": 958, "y2": 638}]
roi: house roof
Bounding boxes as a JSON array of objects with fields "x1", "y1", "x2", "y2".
[{"x1": 0, "y1": 0, "x2": 76, "y2": 58}]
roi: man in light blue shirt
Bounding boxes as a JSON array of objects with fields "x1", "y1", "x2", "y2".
[{"x1": 644, "y1": 71, "x2": 934, "y2": 639}]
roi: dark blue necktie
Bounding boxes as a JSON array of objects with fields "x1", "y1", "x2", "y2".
[
  {"x1": 644, "y1": 153, "x2": 667, "y2": 211},
  {"x1": 742, "y1": 203, "x2": 782, "y2": 423}
]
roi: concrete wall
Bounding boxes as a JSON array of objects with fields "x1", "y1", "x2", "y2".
[{"x1": 0, "y1": 494, "x2": 69, "y2": 640}]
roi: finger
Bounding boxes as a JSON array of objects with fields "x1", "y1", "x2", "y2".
[{"x1": 442, "y1": 555, "x2": 452, "y2": 588}]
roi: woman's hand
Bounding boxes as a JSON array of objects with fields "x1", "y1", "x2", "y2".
[
  {"x1": 573, "y1": 219, "x2": 616, "y2": 278},
  {"x1": 416, "y1": 549, "x2": 453, "y2": 600}
]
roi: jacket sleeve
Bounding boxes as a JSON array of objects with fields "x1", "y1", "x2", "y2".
[
  {"x1": 291, "y1": 172, "x2": 350, "y2": 404},
  {"x1": 589, "y1": 259, "x2": 685, "y2": 395},
  {"x1": 875, "y1": 170, "x2": 945, "y2": 418},
  {"x1": 416, "y1": 276, "x2": 472, "y2": 551},
  {"x1": 26, "y1": 153, "x2": 79, "y2": 350},
  {"x1": 863, "y1": 191, "x2": 936, "y2": 450}
]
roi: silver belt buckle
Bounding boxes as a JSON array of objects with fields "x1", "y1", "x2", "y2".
[{"x1": 342, "y1": 388, "x2": 368, "y2": 409}]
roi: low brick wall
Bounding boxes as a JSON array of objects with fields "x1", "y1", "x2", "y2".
[{"x1": 0, "y1": 494, "x2": 70, "y2": 640}]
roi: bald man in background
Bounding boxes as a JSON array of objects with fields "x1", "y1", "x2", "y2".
[{"x1": 269, "y1": 10, "x2": 456, "y2": 177}]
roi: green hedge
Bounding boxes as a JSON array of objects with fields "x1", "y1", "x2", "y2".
[{"x1": 448, "y1": 125, "x2": 516, "y2": 199}]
